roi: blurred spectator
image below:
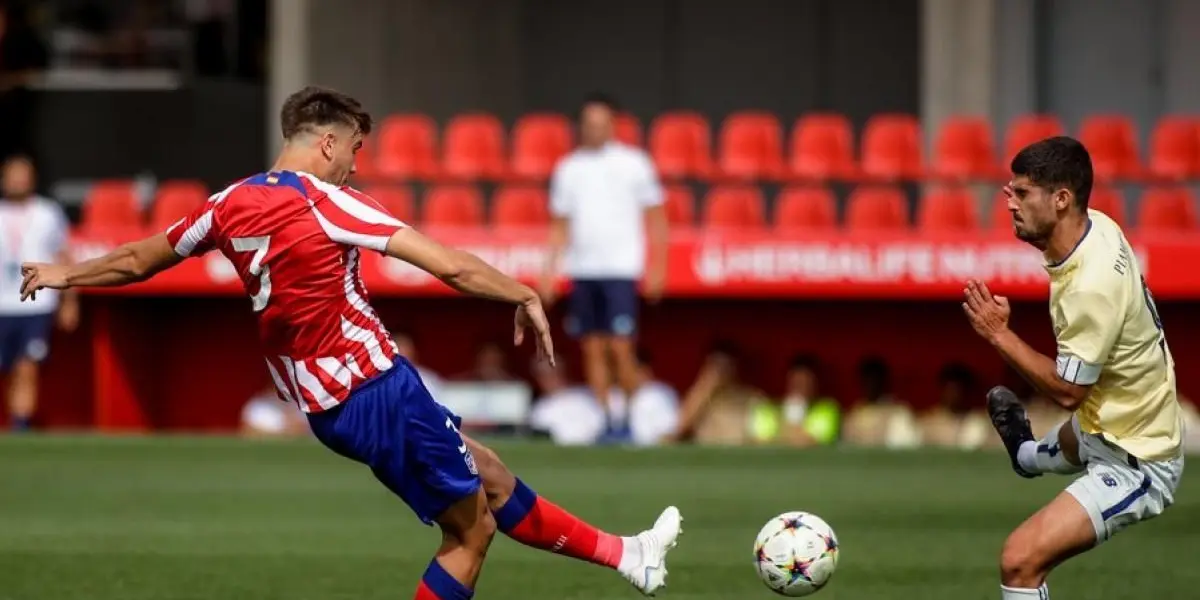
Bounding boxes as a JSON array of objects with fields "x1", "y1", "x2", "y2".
[
  {"x1": 0, "y1": 2, "x2": 48, "y2": 160},
  {"x1": 1024, "y1": 393, "x2": 1071, "y2": 440},
  {"x1": 918, "y1": 363, "x2": 992, "y2": 450},
  {"x1": 772, "y1": 355, "x2": 840, "y2": 447},
  {"x1": 842, "y1": 357, "x2": 920, "y2": 448},
  {"x1": 610, "y1": 348, "x2": 680, "y2": 446},
  {"x1": 528, "y1": 354, "x2": 605, "y2": 446},
  {"x1": 541, "y1": 92, "x2": 668, "y2": 435},
  {"x1": 672, "y1": 341, "x2": 768, "y2": 446},
  {"x1": 455, "y1": 340, "x2": 514, "y2": 382},
  {"x1": 240, "y1": 385, "x2": 307, "y2": 437},
  {"x1": 0, "y1": 156, "x2": 76, "y2": 431},
  {"x1": 185, "y1": 0, "x2": 233, "y2": 76},
  {"x1": 392, "y1": 329, "x2": 443, "y2": 400}
]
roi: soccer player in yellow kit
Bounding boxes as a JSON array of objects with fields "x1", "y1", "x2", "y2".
[{"x1": 963, "y1": 136, "x2": 1185, "y2": 600}]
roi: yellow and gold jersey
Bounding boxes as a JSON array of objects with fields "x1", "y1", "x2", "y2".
[{"x1": 1047, "y1": 210, "x2": 1183, "y2": 460}]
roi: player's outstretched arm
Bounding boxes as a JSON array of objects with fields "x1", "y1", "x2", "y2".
[
  {"x1": 384, "y1": 228, "x2": 555, "y2": 363},
  {"x1": 20, "y1": 233, "x2": 182, "y2": 301}
]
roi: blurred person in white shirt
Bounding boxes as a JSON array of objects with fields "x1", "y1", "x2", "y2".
[
  {"x1": 607, "y1": 347, "x2": 679, "y2": 446},
  {"x1": 0, "y1": 156, "x2": 78, "y2": 431},
  {"x1": 541, "y1": 92, "x2": 668, "y2": 436},
  {"x1": 528, "y1": 354, "x2": 605, "y2": 446},
  {"x1": 392, "y1": 328, "x2": 444, "y2": 400},
  {"x1": 240, "y1": 384, "x2": 308, "y2": 437}
]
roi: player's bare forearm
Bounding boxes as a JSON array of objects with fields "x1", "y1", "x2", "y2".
[
  {"x1": 990, "y1": 329, "x2": 1089, "y2": 410},
  {"x1": 65, "y1": 234, "x2": 181, "y2": 287},
  {"x1": 385, "y1": 228, "x2": 536, "y2": 306}
]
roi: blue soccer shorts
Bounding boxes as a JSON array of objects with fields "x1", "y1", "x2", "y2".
[
  {"x1": 306, "y1": 358, "x2": 481, "y2": 524},
  {"x1": 0, "y1": 313, "x2": 54, "y2": 372},
  {"x1": 565, "y1": 278, "x2": 640, "y2": 338}
]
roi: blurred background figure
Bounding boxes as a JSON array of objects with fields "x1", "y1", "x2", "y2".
[
  {"x1": 542, "y1": 92, "x2": 668, "y2": 437},
  {"x1": 239, "y1": 384, "x2": 307, "y2": 438},
  {"x1": 770, "y1": 355, "x2": 841, "y2": 448},
  {"x1": 672, "y1": 341, "x2": 767, "y2": 446},
  {"x1": 0, "y1": 155, "x2": 76, "y2": 431},
  {"x1": 455, "y1": 340, "x2": 515, "y2": 382},
  {"x1": 612, "y1": 348, "x2": 679, "y2": 447},
  {"x1": 392, "y1": 329, "x2": 444, "y2": 400},
  {"x1": 0, "y1": 1, "x2": 48, "y2": 161},
  {"x1": 918, "y1": 362, "x2": 992, "y2": 450},
  {"x1": 528, "y1": 354, "x2": 605, "y2": 446},
  {"x1": 843, "y1": 357, "x2": 920, "y2": 448}
]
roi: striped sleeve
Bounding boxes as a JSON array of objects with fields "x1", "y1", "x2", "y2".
[
  {"x1": 165, "y1": 199, "x2": 219, "y2": 257},
  {"x1": 307, "y1": 181, "x2": 407, "y2": 253},
  {"x1": 1055, "y1": 287, "x2": 1122, "y2": 385}
]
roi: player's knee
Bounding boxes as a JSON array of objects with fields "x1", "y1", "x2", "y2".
[{"x1": 999, "y1": 532, "x2": 1045, "y2": 586}]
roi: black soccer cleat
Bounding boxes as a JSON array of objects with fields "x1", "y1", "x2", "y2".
[{"x1": 986, "y1": 386, "x2": 1039, "y2": 479}]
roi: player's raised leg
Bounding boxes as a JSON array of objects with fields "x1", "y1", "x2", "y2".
[
  {"x1": 465, "y1": 435, "x2": 682, "y2": 596},
  {"x1": 987, "y1": 387, "x2": 1083, "y2": 478},
  {"x1": 998, "y1": 491, "x2": 1095, "y2": 598}
]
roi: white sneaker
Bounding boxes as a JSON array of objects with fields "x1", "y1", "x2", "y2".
[{"x1": 620, "y1": 506, "x2": 683, "y2": 596}]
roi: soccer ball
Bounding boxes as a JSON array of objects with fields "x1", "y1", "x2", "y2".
[{"x1": 753, "y1": 511, "x2": 839, "y2": 596}]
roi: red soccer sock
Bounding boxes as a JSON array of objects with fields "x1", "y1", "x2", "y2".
[
  {"x1": 494, "y1": 479, "x2": 626, "y2": 569},
  {"x1": 413, "y1": 559, "x2": 473, "y2": 600},
  {"x1": 413, "y1": 582, "x2": 440, "y2": 600}
]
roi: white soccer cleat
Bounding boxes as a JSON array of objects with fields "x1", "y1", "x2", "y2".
[{"x1": 620, "y1": 505, "x2": 683, "y2": 596}]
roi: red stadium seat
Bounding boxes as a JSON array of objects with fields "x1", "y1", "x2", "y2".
[
  {"x1": 860, "y1": 114, "x2": 923, "y2": 181},
  {"x1": 702, "y1": 185, "x2": 765, "y2": 229},
  {"x1": 83, "y1": 180, "x2": 142, "y2": 231},
  {"x1": 1078, "y1": 114, "x2": 1142, "y2": 182},
  {"x1": 491, "y1": 185, "x2": 549, "y2": 228},
  {"x1": 377, "y1": 114, "x2": 440, "y2": 181},
  {"x1": 1002, "y1": 114, "x2": 1064, "y2": 168},
  {"x1": 648, "y1": 111, "x2": 714, "y2": 180},
  {"x1": 716, "y1": 111, "x2": 785, "y2": 181},
  {"x1": 845, "y1": 185, "x2": 909, "y2": 230},
  {"x1": 363, "y1": 185, "x2": 416, "y2": 224},
  {"x1": 150, "y1": 180, "x2": 208, "y2": 230},
  {"x1": 932, "y1": 116, "x2": 997, "y2": 181},
  {"x1": 1086, "y1": 186, "x2": 1127, "y2": 227},
  {"x1": 662, "y1": 185, "x2": 695, "y2": 226},
  {"x1": 774, "y1": 186, "x2": 837, "y2": 231},
  {"x1": 442, "y1": 113, "x2": 507, "y2": 181},
  {"x1": 615, "y1": 113, "x2": 643, "y2": 147},
  {"x1": 422, "y1": 185, "x2": 484, "y2": 227},
  {"x1": 788, "y1": 113, "x2": 857, "y2": 181},
  {"x1": 510, "y1": 113, "x2": 573, "y2": 182},
  {"x1": 917, "y1": 186, "x2": 978, "y2": 231},
  {"x1": 1147, "y1": 116, "x2": 1199, "y2": 181},
  {"x1": 1137, "y1": 187, "x2": 1198, "y2": 232}
]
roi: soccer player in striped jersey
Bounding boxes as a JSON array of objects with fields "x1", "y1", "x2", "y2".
[
  {"x1": 964, "y1": 136, "x2": 1184, "y2": 600},
  {"x1": 18, "y1": 86, "x2": 681, "y2": 599}
]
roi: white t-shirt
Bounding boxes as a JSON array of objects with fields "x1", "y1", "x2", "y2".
[
  {"x1": 610, "y1": 381, "x2": 680, "y2": 446},
  {"x1": 550, "y1": 142, "x2": 663, "y2": 279},
  {"x1": 529, "y1": 386, "x2": 606, "y2": 446},
  {"x1": 0, "y1": 197, "x2": 69, "y2": 316}
]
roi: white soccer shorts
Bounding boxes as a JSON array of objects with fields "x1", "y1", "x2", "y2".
[{"x1": 1064, "y1": 415, "x2": 1185, "y2": 544}]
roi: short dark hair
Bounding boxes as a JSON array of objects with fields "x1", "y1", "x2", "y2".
[
  {"x1": 280, "y1": 86, "x2": 373, "y2": 140},
  {"x1": 1010, "y1": 136, "x2": 1093, "y2": 209},
  {"x1": 789, "y1": 354, "x2": 819, "y2": 372},
  {"x1": 579, "y1": 91, "x2": 621, "y2": 119},
  {"x1": 938, "y1": 362, "x2": 976, "y2": 388},
  {"x1": 858, "y1": 356, "x2": 890, "y2": 382}
]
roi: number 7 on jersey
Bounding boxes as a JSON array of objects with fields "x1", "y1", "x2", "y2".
[{"x1": 232, "y1": 236, "x2": 272, "y2": 312}]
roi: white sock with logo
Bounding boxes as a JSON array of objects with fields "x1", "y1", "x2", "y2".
[
  {"x1": 1016, "y1": 425, "x2": 1083, "y2": 475},
  {"x1": 1002, "y1": 583, "x2": 1049, "y2": 599}
]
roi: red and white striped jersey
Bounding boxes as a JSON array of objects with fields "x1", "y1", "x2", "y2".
[{"x1": 165, "y1": 171, "x2": 405, "y2": 413}]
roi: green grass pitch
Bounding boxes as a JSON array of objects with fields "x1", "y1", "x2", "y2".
[{"x1": 1, "y1": 436, "x2": 1195, "y2": 599}]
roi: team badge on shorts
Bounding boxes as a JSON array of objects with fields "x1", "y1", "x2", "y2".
[
  {"x1": 463, "y1": 448, "x2": 479, "y2": 475},
  {"x1": 1100, "y1": 473, "x2": 1118, "y2": 488},
  {"x1": 25, "y1": 339, "x2": 48, "y2": 362}
]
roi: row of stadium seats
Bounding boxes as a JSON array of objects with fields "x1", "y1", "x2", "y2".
[
  {"x1": 353, "y1": 112, "x2": 1200, "y2": 184},
  {"x1": 81, "y1": 178, "x2": 1199, "y2": 233}
]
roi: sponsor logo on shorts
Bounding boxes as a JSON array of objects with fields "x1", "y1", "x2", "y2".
[
  {"x1": 25, "y1": 339, "x2": 48, "y2": 362},
  {"x1": 1100, "y1": 473, "x2": 1118, "y2": 488},
  {"x1": 612, "y1": 314, "x2": 635, "y2": 336}
]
